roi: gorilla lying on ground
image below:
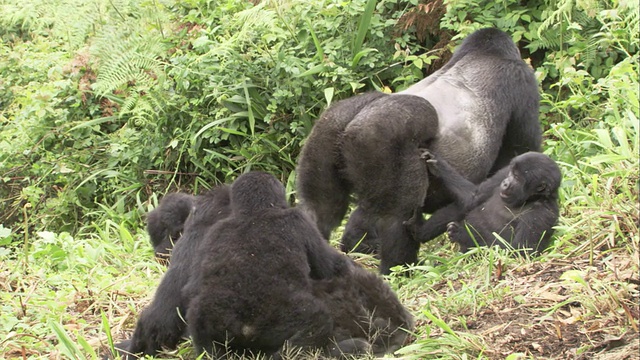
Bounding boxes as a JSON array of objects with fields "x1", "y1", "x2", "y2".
[
  {"x1": 409, "y1": 151, "x2": 561, "y2": 253},
  {"x1": 315, "y1": 264, "x2": 414, "y2": 357},
  {"x1": 107, "y1": 172, "x2": 413, "y2": 359},
  {"x1": 296, "y1": 28, "x2": 542, "y2": 274}
]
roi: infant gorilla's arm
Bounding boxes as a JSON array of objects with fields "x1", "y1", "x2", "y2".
[
  {"x1": 422, "y1": 150, "x2": 509, "y2": 211},
  {"x1": 421, "y1": 150, "x2": 475, "y2": 209},
  {"x1": 405, "y1": 151, "x2": 520, "y2": 245},
  {"x1": 404, "y1": 150, "x2": 481, "y2": 242}
]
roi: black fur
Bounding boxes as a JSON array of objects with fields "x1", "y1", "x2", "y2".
[
  {"x1": 297, "y1": 94, "x2": 439, "y2": 274},
  {"x1": 315, "y1": 264, "x2": 414, "y2": 357},
  {"x1": 111, "y1": 185, "x2": 233, "y2": 358},
  {"x1": 296, "y1": 28, "x2": 541, "y2": 274},
  {"x1": 146, "y1": 192, "x2": 194, "y2": 262},
  {"x1": 415, "y1": 151, "x2": 561, "y2": 253},
  {"x1": 107, "y1": 172, "x2": 412, "y2": 359},
  {"x1": 341, "y1": 207, "x2": 379, "y2": 254}
]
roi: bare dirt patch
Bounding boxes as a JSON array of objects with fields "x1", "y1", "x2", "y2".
[{"x1": 431, "y1": 253, "x2": 639, "y2": 359}]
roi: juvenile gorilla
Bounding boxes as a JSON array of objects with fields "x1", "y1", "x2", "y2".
[
  {"x1": 110, "y1": 172, "x2": 413, "y2": 359},
  {"x1": 146, "y1": 192, "x2": 195, "y2": 262},
  {"x1": 296, "y1": 28, "x2": 542, "y2": 274},
  {"x1": 109, "y1": 185, "x2": 234, "y2": 358},
  {"x1": 412, "y1": 151, "x2": 561, "y2": 253},
  {"x1": 298, "y1": 93, "x2": 439, "y2": 273}
]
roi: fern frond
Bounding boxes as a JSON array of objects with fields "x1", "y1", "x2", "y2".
[
  {"x1": 91, "y1": 23, "x2": 169, "y2": 124},
  {"x1": 538, "y1": 0, "x2": 575, "y2": 37},
  {"x1": 536, "y1": 35, "x2": 563, "y2": 50}
]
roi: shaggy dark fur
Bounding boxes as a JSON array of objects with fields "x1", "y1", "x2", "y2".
[
  {"x1": 296, "y1": 28, "x2": 542, "y2": 274},
  {"x1": 411, "y1": 151, "x2": 561, "y2": 254}
]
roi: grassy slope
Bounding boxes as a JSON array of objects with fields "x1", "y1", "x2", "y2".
[{"x1": 0, "y1": 196, "x2": 638, "y2": 359}]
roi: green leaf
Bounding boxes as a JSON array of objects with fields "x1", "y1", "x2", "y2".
[
  {"x1": 242, "y1": 80, "x2": 255, "y2": 136},
  {"x1": 0, "y1": 225, "x2": 11, "y2": 239},
  {"x1": 422, "y1": 308, "x2": 460, "y2": 339},
  {"x1": 324, "y1": 87, "x2": 335, "y2": 106},
  {"x1": 49, "y1": 320, "x2": 87, "y2": 360},
  {"x1": 295, "y1": 64, "x2": 327, "y2": 78},
  {"x1": 306, "y1": 19, "x2": 324, "y2": 60},
  {"x1": 66, "y1": 116, "x2": 118, "y2": 132},
  {"x1": 351, "y1": 48, "x2": 378, "y2": 68},
  {"x1": 352, "y1": 0, "x2": 377, "y2": 56}
]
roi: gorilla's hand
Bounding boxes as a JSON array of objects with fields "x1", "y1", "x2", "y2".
[
  {"x1": 418, "y1": 149, "x2": 440, "y2": 177},
  {"x1": 446, "y1": 221, "x2": 460, "y2": 238}
]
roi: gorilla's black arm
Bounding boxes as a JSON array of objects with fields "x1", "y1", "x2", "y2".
[
  {"x1": 408, "y1": 203, "x2": 463, "y2": 243},
  {"x1": 112, "y1": 260, "x2": 192, "y2": 359},
  {"x1": 290, "y1": 211, "x2": 351, "y2": 279},
  {"x1": 306, "y1": 239, "x2": 351, "y2": 280},
  {"x1": 426, "y1": 152, "x2": 509, "y2": 211},
  {"x1": 129, "y1": 269, "x2": 190, "y2": 353},
  {"x1": 423, "y1": 153, "x2": 475, "y2": 209},
  {"x1": 409, "y1": 152, "x2": 511, "y2": 244},
  {"x1": 511, "y1": 201, "x2": 559, "y2": 253}
]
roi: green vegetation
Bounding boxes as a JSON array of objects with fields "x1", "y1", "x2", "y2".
[{"x1": 0, "y1": 0, "x2": 637, "y2": 358}]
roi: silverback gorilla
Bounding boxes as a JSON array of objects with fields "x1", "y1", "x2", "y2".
[
  {"x1": 296, "y1": 28, "x2": 542, "y2": 274},
  {"x1": 413, "y1": 151, "x2": 561, "y2": 254},
  {"x1": 107, "y1": 172, "x2": 413, "y2": 359}
]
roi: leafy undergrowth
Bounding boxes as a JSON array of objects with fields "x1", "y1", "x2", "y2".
[{"x1": 1, "y1": 216, "x2": 638, "y2": 359}]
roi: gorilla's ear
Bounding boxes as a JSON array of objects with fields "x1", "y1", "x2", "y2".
[{"x1": 536, "y1": 182, "x2": 548, "y2": 195}]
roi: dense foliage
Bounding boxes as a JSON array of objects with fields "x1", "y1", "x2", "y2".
[
  {"x1": 1, "y1": 0, "x2": 637, "y2": 236},
  {"x1": 0, "y1": 0, "x2": 435, "y2": 233}
]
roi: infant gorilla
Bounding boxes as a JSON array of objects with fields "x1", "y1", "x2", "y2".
[
  {"x1": 108, "y1": 172, "x2": 412, "y2": 359},
  {"x1": 146, "y1": 189, "x2": 231, "y2": 264},
  {"x1": 146, "y1": 192, "x2": 195, "y2": 262},
  {"x1": 409, "y1": 151, "x2": 561, "y2": 254}
]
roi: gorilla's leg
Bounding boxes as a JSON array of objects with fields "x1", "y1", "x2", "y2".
[
  {"x1": 298, "y1": 92, "x2": 439, "y2": 274},
  {"x1": 349, "y1": 265, "x2": 414, "y2": 353},
  {"x1": 341, "y1": 207, "x2": 378, "y2": 254},
  {"x1": 188, "y1": 289, "x2": 334, "y2": 357},
  {"x1": 340, "y1": 96, "x2": 437, "y2": 270},
  {"x1": 377, "y1": 218, "x2": 420, "y2": 275},
  {"x1": 284, "y1": 297, "x2": 334, "y2": 349},
  {"x1": 408, "y1": 203, "x2": 465, "y2": 243},
  {"x1": 112, "y1": 267, "x2": 189, "y2": 359},
  {"x1": 296, "y1": 92, "x2": 387, "y2": 238}
]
